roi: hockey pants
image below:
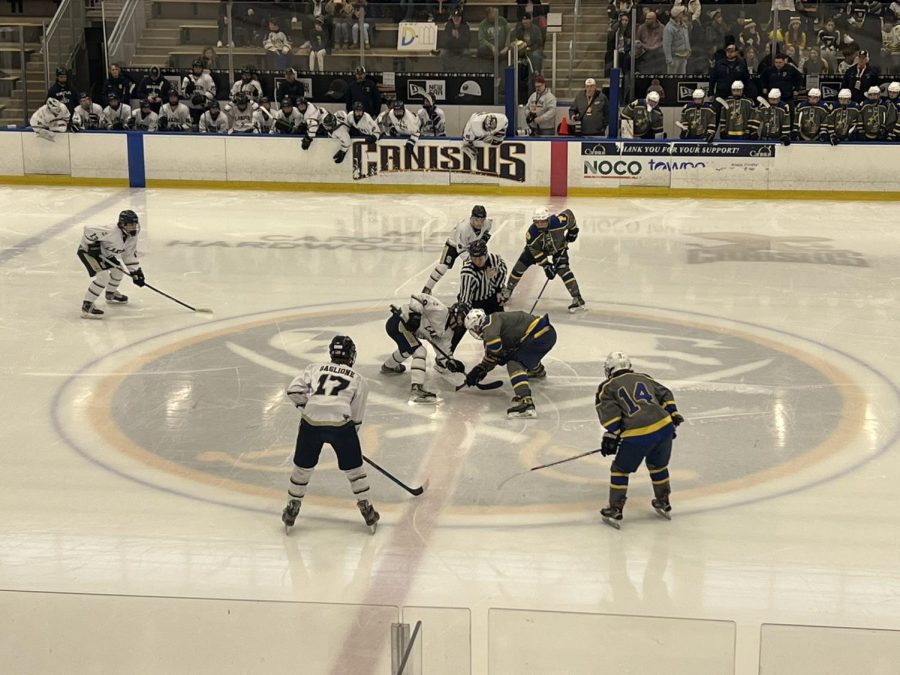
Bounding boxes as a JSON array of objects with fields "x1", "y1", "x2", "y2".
[
  {"x1": 609, "y1": 425, "x2": 675, "y2": 506},
  {"x1": 78, "y1": 249, "x2": 124, "y2": 304},
  {"x1": 506, "y1": 315, "x2": 556, "y2": 399},
  {"x1": 383, "y1": 313, "x2": 427, "y2": 386},
  {"x1": 288, "y1": 419, "x2": 370, "y2": 502}
]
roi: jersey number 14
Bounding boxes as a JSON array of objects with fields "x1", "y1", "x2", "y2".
[{"x1": 618, "y1": 382, "x2": 654, "y2": 414}]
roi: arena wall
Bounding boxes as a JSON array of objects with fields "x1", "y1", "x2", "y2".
[{"x1": 1, "y1": 129, "x2": 898, "y2": 200}]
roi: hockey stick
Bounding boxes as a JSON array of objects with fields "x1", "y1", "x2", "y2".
[
  {"x1": 103, "y1": 258, "x2": 213, "y2": 313},
  {"x1": 756, "y1": 96, "x2": 771, "y2": 108},
  {"x1": 498, "y1": 448, "x2": 604, "y2": 490},
  {"x1": 363, "y1": 455, "x2": 426, "y2": 496},
  {"x1": 529, "y1": 277, "x2": 551, "y2": 314},
  {"x1": 715, "y1": 96, "x2": 729, "y2": 108},
  {"x1": 427, "y1": 338, "x2": 503, "y2": 391},
  {"x1": 675, "y1": 121, "x2": 688, "y2": 130}
]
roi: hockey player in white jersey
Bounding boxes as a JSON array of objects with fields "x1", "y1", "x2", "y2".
[
  {"x1": 416, "y1": 93, "x2": 447, "y2": 137},
  {"x1": 128, "y1": 100, "x2": 158, "y2": 131},
  {"x1": 377, "y1": 101, "x2": 420, "y2": 148},
  {"x1": 422, "y1": 205, "x2": 493, "y2": 294},
  {"x1": 158, "y1": 90, "x2": 192, "y2": 132},
  {"x1": 347, "y1": 100, "x2": 379, "y2": 142},
  {"x1": 30, "y1": 97, "x2": 70, "y2": 139},
  {"x1": 463, "y1": 112, "x2": 508, "y2": 159},
  {"x1": 229, "y1": 66, "x2": 263, "y2": 102},
  {"x1": 271, "y1": 97, "x2": 304, "y2": 134},
  {"x1": 182, "y1": 59, "x2": 216, "y2": 127},
  {"x1": 71, "y1": 93, "x2": 103, "y2": 130},
  {"x1": 381, "y1": 295, "x2": 467, "y2": 404},
  {"x1": 199, "y1": 100, "x2": 228, "y2": 133},
  {"x1": 253, "y1": 96, "x2": 275, "y2": 133},
  {"x1": 76, "y1": 209, "x2": 146, "y2": 319},
  {"x1": 282, "y1": 336, "x2": 380, "y2": 534},
  {"x1": 297, "y1": 97, "x2": 322, "y2": 149},
  {"x1": 224, "y1": 92, "x2": 258, "y2": 133},
  {"x1": 320, "y1": 111, "x2": 353, "y2": 162},
  {"x1": 101, "y1": 92, "x2": 131, "y2": 130}
]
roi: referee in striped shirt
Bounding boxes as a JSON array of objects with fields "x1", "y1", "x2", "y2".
[{"x1": 458, "y1": 239, "x2": 508, "y2": 314}]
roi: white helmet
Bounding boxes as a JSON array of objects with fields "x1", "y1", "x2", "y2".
[
  {"x1": 603, "y1": 351, "x2": 632, "y2": 379},
  {"x1": 647, "y1": 91, "x2": 660, "y2": 104},
  {"x1": 46, "y1": 97, "x2": 63, "y2": 115},
  {"x1": 692, "y1": 89, "x2": 705, "y2": 100},
  {"x1": 838, "y1": 88, "x2": 852, "y2": 101},
  {"x1": 889, "y1": 81, "x2": 900, "y2": 95},
  {"x1": 465, "y1": 308, "x2": 487, "y2": 340},
  {"x1": 866, "y1": 85, "x2": 881, "y2": 99},
  {"x1": 767, "y1": 88, "x2": 781, "y2": 101},
  {"x1": 731, "y1": 81, "x2": 744, "y2": 91},
  {"x1": 808, "y1": 88, "x2": 822, "y2": 99},
  {"x1": 532, "y1": 206, "x2": 550, "y2": 222}
]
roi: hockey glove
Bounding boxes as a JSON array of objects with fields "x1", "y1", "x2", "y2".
[
  {"x1": 446, "y1": 358, "x2": 465, "y2": 374},
  {"x1": 565, "y1": 226, "x2": 579, "y2": 243},
  {"x1": 781, "y1": 136, "x2": 791, "y2": 146},
  {"x1": 830, "y1": 135, "x2": 839, "y2": 146},
  {"x1": 600, "y1": 432, "x2": 620, "y2": 457},
  {"x1": 274, "y1": 118, "x2": 292, "y2": 134},
  {"x1": 705, "y1": 132, "x2": 715, "y2": 145},
  {"x1": 191, "y1": 93, "x2": 205, "y2": 107},
  {"x1": 111, "y1": 121, "x2": 125, "y2": 131},
  {"x1": 131, "y1": 268, "x2": 146, "y2": 287},
  {"x1": 185, "y1": 80, "x2": 196, "y2": 96},
  {"x1": 405, "y1": 138, "x2": 416, "y2": 151},
  {"x1": 301, "y1": 136, "x2": 313, "y2": 150},
  {"x1": 543, "y1": 263, "x2": 557, "y2": 280},
  {"x1": 404, "y1": 311, "x2": 422, "y2": 333},
  {"x1": 363, "y1": 134, "x2": 378, "y2": 144},
  {"x1": 498, "y1": 287, "x2": 512, "y2": 304},
  {"x1": 158, "y1": 116, "x2": 169, "y2": 131},
  {"x1": 333, "y1": 149, "x2": 347, "y2": 164},
  {"x1": 482, "y1": 232, "x2": 491, "y2": 243},
  {"x1": 671, "y1": 412, "x2": 684, "y2": 427},
  {"x1": 464, "y1": 364, "x2": 487, "y2": 387},
  {"x1": 389, "y1": 127, "x2": 399, "y2": 137}
]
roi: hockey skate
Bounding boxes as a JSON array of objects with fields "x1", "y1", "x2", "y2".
[
  {"x1": 281, "y1": 499, "x2": 301, "y2": 534},
  {"x1": 81, "y1": 301, "x2": 104, "y2": 319},
  {"x1": 381, "y1": 363, "x2": 406, "y2": 375},
  {"x1": 507, "y1": 396, "x2": 536, "y2": 418},
  {"x1": 357, "y1": 499, "x2": 380, "y2": 534},
  {"x1": 105, "y1": 291, "x2": 128, "y2": 304},
  {"x1": 568, "y1": 295, "x2": 587, "y2": 313},
  {"x1": 651, "y1": 497, "x2": 672, "y2": 521},
  {"x1": 601, "y1": 499, "x2": 626, "y2": 529},
  {"x1": 409, "y1": 383, "x2": 438, "y2": 404},
  {"x1": 526, "y1": 363, "x2": 546, "y2": 379}
]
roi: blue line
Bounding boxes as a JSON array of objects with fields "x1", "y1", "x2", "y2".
[{"x1": 126, "y1": 131, "x2": 145, "y2": 188}]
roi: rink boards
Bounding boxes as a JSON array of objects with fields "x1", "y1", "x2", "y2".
[{"x1": 0, "y1": 129, "x2": 899, "y2": 199}]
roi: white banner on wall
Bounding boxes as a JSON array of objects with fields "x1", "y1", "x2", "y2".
[{"x1": 397, "y1": 22, "x2": 438, "y2": 50}]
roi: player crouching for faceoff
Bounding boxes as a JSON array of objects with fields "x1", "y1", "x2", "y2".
[
  {"x1": 76, "y1": 209, "x2": 146, "y2": 319},
  {"x1": 464, "y1": 309, "x2": 557, "y2": 418},
  {"x1": 282, "y1": 336, "x2": 380, "y2": 534},
  {"x1": 502, "y1": 207, "x2": 586, "y2": 313},
  {"x1": 381, "y1": 294, "x2": 466, "y2": 404},
  {"x1": 595, "y1": 351, "x2": 684, "y2": 528}
]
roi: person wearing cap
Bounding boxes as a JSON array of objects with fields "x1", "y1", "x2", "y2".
[
  {"x1": 825, "y1": 89, "x2": 861, "y2": 144},
  {"x1": 663, "y1": 6, "x2": 691, "y2": 75},
  {"x1": 621, "y1": 91, "x2": 664, "y2": 139},
  {"x1": 101, "y1": 92, "x2": 132, "y2": 130},
  {"x1": 859, "y1": 85, "x2": 891, "y2": 140},
  {"x1": 128, "y1": 99, "x2": 159, "y2": 132},
  {"x1": 136, "y1": 66, "x2": 171, "y2": 114},
  {"x1": 887, "y1": 82, "x2": 900, "y2": 140},
  {"x1": 346, "y1": 65, "x2": 381, "y2": 118},
  {"x1": 841, "y1": 49, "x2": 881, "y2": 103},
  {"x1": 739, "y1": 20, "x2": 761, "y2": 50},
  {"x1": 478, "y1": 7, "x2": 511, "y2": 59},
  {"x1": 784, "y1": 16, "x2": 807, "y2": 52},
  {"x1": 71, "y1": 92, "x2": 103, "y2": 131},
  {"x1": 570, "y1": 78, "x2": 609, "y2": 136},
  {"x1": 760, "y1": 53, "x2": 803, "y2": 106},
  {"x1": 748, "y1": 88, "x2": 791, "y2": 145},
  {"x1": 230, "y1": 65, "x2": 263, "y2": 102},
  {"x1": 513, "y1": 12, "x2": 544, "y2": 75},
  {"x1": 708, "y1": 43, "x2": 749, "y2": 102},
  {"x1": 679, "y1": 89, "x2": 716, "y2": 141},
  {"x1": 524, "y1": 75, "x2": 557, "y2": 136},
  {"x1": 793, "y1": 88, "x2": 830, "y2": 141},
  {"x1": 719, "y1": 80, "x2": 754, "y2": 139},
  {"x1": 277, "y1": 68, "x2": 305, "y2": 105},
  {"x1": 416, "y1": 93, "x2": 447, "y2": 137},
  {"x1": 158, "y1": 89, "x2": 192, "y2": 132},
  {"x1": 441, "y1": 8, "x2": 472, "y2": 68},
  {"x1": 198, "y1": 99, "x2": 228, "y2": 134},
  {"x1": 635, "y1": 11, "x2": 664, "y2": 73}
]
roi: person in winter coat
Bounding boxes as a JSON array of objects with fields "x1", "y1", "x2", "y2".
[
  {"x1": 102, "y1": 63, "x2": 134, "y2": 105},
  {"x1": 569, "y1": 78, "x2": 608, "y2": 136},
  {"x1": 524, "y1": 75, "x2": 557, "y2": 135},
  {"x1": 841, "y1": 49, "x2": 881, "y2": 103},
  {"x1": 135, "y1": 66, "x2": 171, "y2": 114},
  {"x1": 663, "y1": 6, "x2": 692, "y2": 74},
  {"x1": 708, "y1": 43, "x2": 750, "y2": 100},
  {"x1": 47, "y1": 68, "x2": 78, "y2": 112}
]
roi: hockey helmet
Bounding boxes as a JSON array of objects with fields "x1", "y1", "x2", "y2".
[
  {"x1": 807, "y1": 88, "x2": 822, "y2": 101},
  {"x1": 139, "y1": 98, "x2": 151, "y2": 109},
  {"x1": 468, "y1": 239, "x2": 488, "y2": 258},
  {"x1": 45, "y1": 97, "x2": 64, "y2": 115},
  {"x1": 647, "y1": 91, "x2": 660, "y2": 105},
  {"x1": 168, "y1": 89, "x2": 180, "y2": 100},
  {"x1": 296, "y1": 96, "x2": 308, "y2": 109},
  {"x1": 603, "y1": 351, "x2": 632, "y2": 379},
  {"x1": 280, "y1": 96, "x2": 294, "y2": 109},
  {"x1": 421, "y1": 92, "x2": 434, "y2": 108},
  {"x1": 483, "y1": 114, "x2": 498, "y2": 131},
  {"x1": 465, "y1": 309, "x2": 488, "y2": 340},
  {"x1": 692, "y1": 89, "x2": 705, "y2": 100},
  {"x1": 392, "y1": 100, "x2": 406, "y2": 116},
  {"x1": 532, "y1": 206, "x2": 551, "y2": 224},
  {"x1": 208, "y1": 99, "x2": 220, "y2": 111},
  {"x1": 329, "y1": 335, "x2": 357, "y2": 366},
  {"x1": 731, "y1": 80, "x2": 744, "y2": 91},
  {"x1": 259, "y1": 96, "x2": 270, "y2": 106},
  {"x1": 241, "y1": 65, "x2": 254, "y2": 78},
  {"x1": 448, "y1": 301, "x2": 471, "y2": 329},
  {"x1": 234, "y1": 92, "x2": 249, "y2": 109},
  {"x1": 321, "y1": 113, "x2": 337, "y2": 131},
  {"x1": 55, "y1": 67, "x2": 67, "y2": 78},
  {"x1": 192, "y1": 59, "x2": 203, "y2": 70},
  {"x1": 117, "y1": 209, "x2": 140, "y2": 237},
  {"x1": 838, "y1": 88, "x2": 852, "y2": 101},
  {"x1": 866, "y1": 85, "x2": 881, "y2": 100},
  {"x1": 889, "y1": 81, "x2": 900, "y2": 95},
  {"x1": 767, "y1": 88, "x2": 781, "y2": 101},
  {"x1": 471, "y1": 205, "x2": 487, "y2": 220},
  {"x1": 107, "y1": 91, "x2": 120, "y2": 102}
]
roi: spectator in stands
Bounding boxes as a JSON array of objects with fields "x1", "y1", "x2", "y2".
[
  {"x1": 234, "y1": 4, "x2": 262, "y2": 46},
  {"x1": 278, "y1": 68, "x2": 305, "y2": 104},
  {"x1": 347, "y1": 65, "x2": 381, "y2": 116},
  {"x1": 704, "y1": 11, "x2": 730, "y2": 55},
  {"x1": 101, "y1": 93, "x2": 131, "y2": 130},
  {"x1": 351, "y1": 0, "x2": 372, "y2": 48},
  {"x1": 217, "y1": 1, "x2": 230, "y2": 48},
  {"x1": 517, "y1": 0, "x2": 544, "y2": 21},
  {"x1": 740, "y1": 20, "x2": 762, "y2": 49},
  {"x1": 760, "y1": 53, "x2": 803, "y2": 105},
  {"x1": 304, "y1": 0, "x2": 333, "y2": 40},
  {"x1": 636, "y1": 11, "x2": 664, "y2": 73},
  {"x1": 331, "y1": 0, "x2": 354, "y2": 48},
  {"x1": 744, "y1": 45, "x2": 761, "y2": 73},
  {"x1": 882, "y1": 16, "x2": 900, "y2": 70},
  {"x1": 817, "y1": 18, "x2": 841, "y2": 70},
  {"x1": 231, "y1": 66, "x2": 263, "y2": 101},
  {"x1": 441, "y1": 8, "x2": 471, "y2": 68},
  {"x1": 514, "y1": 12, "x2": 544, "y2": 75},
  {"x1": 47, "y1": 67, "x2": 78, "y2": 113},
  {"x1": 569, "y1": 77, "x2": 608, "y2": 136},
  {"x1": 309, "y1": 17, "x2": 331, "y2": 72},
  {"x1": 847, "y1": 0, "x2": 881, "y2": 57},
  {"x1": 709, "y1": 43, "x2": 749, "y2": 101},
  {"x1": 200, "y1": 47, "x2": 218, "y2": 70},
  {"x1": 136, "y1": 66, "x2": 171, "y2": 114},
  {"x1": 606, "y1": 13, "x2": 631, "y2": 77},
  {"x1": 264, "y1": 19, "x2": 292, "y2": 71},
  {"x1": 838, "y1": 43, "x2": 861, "y2": 76},
  {"x1": 478, "y1": 7, "x2": 511, "y2": 60},
  {"x1": 102, "y1": 63, "x2": 134, "y2": 105},
  {"x1": 663, "y1": 6, "x2": 691, "y2": 75},
  {"x1": 803, "y1": 47, "x2": 829, "y2": 75},
  {"x1": 784, "y1": 16, "x2": 807, "y2": 52},
  {"x1": 842, "y1": 49, "x2": 881, "y2": 102},
  {"x1": 524, "y1": 75, "x2": 557, "y2": 136}
]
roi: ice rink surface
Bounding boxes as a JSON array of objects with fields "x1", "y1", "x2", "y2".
[{"x1": 1, "y1": 186, "x2": 899, "y2": 673}]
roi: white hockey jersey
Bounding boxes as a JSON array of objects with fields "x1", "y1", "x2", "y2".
[
  {"x1": 254, "y1": 107, "x2": 275, "y2": 133},
  {"x1": 348, "y1": 110, "x2": 379, "y2": 138},
  {"x1": 130, "y1": 108, "x2": 158, "y2": 131},
  {"x1": 395, "y1": 293, "x2": 453, "y2": 356},
  {"x1": 199, "y1": 109, "x2": 229, "y2": 133},
  {"x1": 182, "y1": 72, "x2": 216, "y2": 109},
  {"x1": 102, "y1": 102, "x2": 132, "y2": 129},
  {"x1": 327, "y1": 111, "x2": 353, "y2": 151},
  {"x1": 464, "y1": 112, "x2": 508, "y2": 145},
  {"x1": 79, "y1": 224, "x2": 140, "y2": 271},
  {"x1": 448, "y1": 215, "x2": 494, "y2": 254},
  {"x1": 30, "y1": 103, "x2": 70, "y2": 132},
  {"x1": 225, "y1": 100, "x2": 259, "y2": 133},
  {"x1": 377, "y1": 109, "x2": 421, "y2": 142},
  {"x1": 417, "y1": 106, "x2": 447, "y2": 137},
  {"x1": 287, "y1": 362, "x2": 368, "y2": 427},
  {"x1": 270, "y1": 107, "x2": 304, "y2": 134},
  {"x1": 72, "y1": 102, "x2": 104, "y2": 130},
  {"x1": 158, "y1": 101, "x2": 192, "y2": 131},
  {"x1": 230, "y1": 79, "x2": 264, "y2": 101},
  {"x1": 297, "y1": 101, "x2": 322, "y2": 137}
]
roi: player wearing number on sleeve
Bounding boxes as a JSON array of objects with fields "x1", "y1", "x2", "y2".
[
  {"x1": 595, "y1": 351, "x2": 684, "y2": 528},
  {"x1": 422, "y1": 205, "x2": 494, "y2": 294},
  {"x1": 282, "y1": 336, "x2": 380, "y2": 534}
]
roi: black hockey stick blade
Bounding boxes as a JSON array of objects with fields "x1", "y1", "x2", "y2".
[
  {"x1": 455, "y1": 379, "x2": 503, "y2": 392},
  {"x1": 363, "y1": 455, "x2": 425, "y2": 496}
]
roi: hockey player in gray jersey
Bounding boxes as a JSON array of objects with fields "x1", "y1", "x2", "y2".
[
  {"x1": 463, "y1": 309, "x2": 557, "y2": 418},
  {"x1": 825, "y1": 89, "x2": 862, "y2": 144},
  {"x1": 229, "y1": 66, "x2": 263, "y2": 102},
  {"x1": 381, "y1": 294, "x2": 466, "y2": 403},
  {"x1": 860, "y1": 86, "x2": 892, "y2": 141},
  {"x1": 76, "y1": 210, "x2": 146, "y2": 319},
  {"x1": 253, "y1": 97, "x2": 275, "y2": 134},
  {"x1": 71, "y1": 93, "x2": 103, "y2": 130},
  {"x1": 271, "y1": 97, "x2": 304, "y2": 134},
  {"x1": 30, "y1": 98, "x2": 70, "y2": 139},
  {"x1": 416, "y1": 93, "x2": 447, "y2": 137},
  {"x1": 296, "y1": 97, "x2": 322, "y2": 149},
  {"x1": 462, "y1": 112, "x2": 508, "y2": 160},
  {"x1": 128, "y1": 100, "x2": 158, "y2": 131},
  {"x1": 224, "y1": 92, "x2": 258, "y2": 133},
  {"x1": 719, "y1": 81, "x2": 755, "y2": 139},
  {"x1": 887, "y1": 82, "x2": 900, "y2": 140},
  {"x1": 377, "y1": 101, "x2": 421, "y2": 149},
  {"x1": 620, "y1": 91, "x2": 664, "y2": 138},
  {"x1": 595, "y1": 351, "x2": 683, "y2": 527},
  {"x1": 199, "y1": 100, "x2": 228, "y2": 133},
  {"x1": 348, "y1": 100, "x2": 379, "y2": 141},
  {"x1": 422, "y1": 205, "x2": 493, "y2": 294},
  {"x1": 182, "y1": 59, "x2": 217, "y2": 127},
  {"x1": 678, "y1": 89, "x2": 716, "y2": 141},
  {"x1": 749, "y1": 88, "x2": 791, "y2": 144},
  {"x1": 101, "y1": 93, "x2": 131, "y2": 130},
  {"x1": 158, "y1": 90, "x2": 191, "y2": 132},
  {"x1": 282, "y1": 336, "x2": 380, "y2": 534},
  {"x1": 793, "y1": 88, "x2": 829, "y2": 141},
  {"x1": 320, "y1": 111, "x2": 353, "y2": 163}
]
